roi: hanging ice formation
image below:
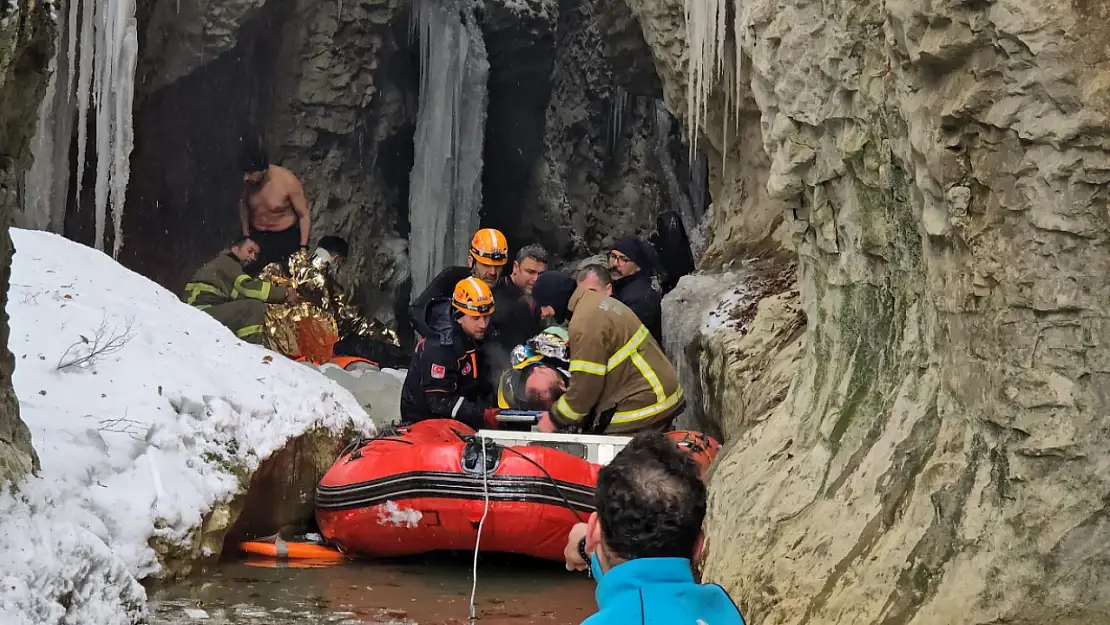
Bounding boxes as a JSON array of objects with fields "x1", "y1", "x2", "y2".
[
  {"x1": 407, "y1": 0, "x2": 490, "y2": 295},
  {"x1": 606, "y1": 86, "x2": 629, "y2": 156},
  {"x1": 683, "y1": 0, "x2": 745, "y2": 164},
  {"x1": 22, "y1": 0, "x2": 138, "y2": 258},
  {"x1": 652, "y1": 99, "x2": 698, "y2": 252}
]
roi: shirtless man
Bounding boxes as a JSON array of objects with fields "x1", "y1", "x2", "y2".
[{"x1": 239, "y1": 143, "x2": 311, "y2": 274}]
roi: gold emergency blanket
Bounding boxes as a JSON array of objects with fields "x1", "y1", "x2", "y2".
[{"x1": 257, "y1": 251, "x2": 398, "y2": 361}]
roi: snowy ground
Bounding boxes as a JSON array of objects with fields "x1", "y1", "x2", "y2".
[{"x1": 0, "y1": 229, "x2": 381, "y2": 625}]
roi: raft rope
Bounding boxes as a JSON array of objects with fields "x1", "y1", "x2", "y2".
[
  {"x1": 449, "y1": 429, "x2": 587, "y2": 523},
  {"x1": 469, "y1": 434, "x2": 491, "y2": 623}
]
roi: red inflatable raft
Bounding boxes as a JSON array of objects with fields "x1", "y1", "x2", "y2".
[{"x1": 315, "y1": 420, "x2": 721, "y2": 563}]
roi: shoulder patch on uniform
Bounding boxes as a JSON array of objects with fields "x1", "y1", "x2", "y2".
[{"x1": 431, "y1": 363, "x2": 446, "y2": 379}]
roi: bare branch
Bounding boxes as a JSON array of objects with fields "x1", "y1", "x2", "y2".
[
  {"x1": 57, "y1": 315, "x2": 136, "y2": 371},
  {"x1": 94, "y1": 411, "x2": 149, "y2": 441}
]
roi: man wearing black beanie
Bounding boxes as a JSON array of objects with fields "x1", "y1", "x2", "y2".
[
  {"x1": 608, "y1": 236, "x2": 663, "y2": 343},
  {"x1": 531, "y1": 271, "x2": 578, "y2": 325}
]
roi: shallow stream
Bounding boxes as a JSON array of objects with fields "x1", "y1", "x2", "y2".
[{"x1": 149, "y1": 555, "x2": 596, "y2": 625}]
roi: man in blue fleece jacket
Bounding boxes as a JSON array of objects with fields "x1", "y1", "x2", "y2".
[{"x1": 569, "y1": 432, "x2": 745, "y2": 625}]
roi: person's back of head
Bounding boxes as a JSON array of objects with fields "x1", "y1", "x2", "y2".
[
  {"x1": 576, "y1": 263, "x2": 612, "y2": 295},
  {"x1": 531, "y1": 271, "x2": 578, "y2": 324},
  {"x1": 241, "y1": 135, "x2": 269, "y2": 175},
  {"x1": 594, "y1": 431, "x2": 706, "y2": 563}
]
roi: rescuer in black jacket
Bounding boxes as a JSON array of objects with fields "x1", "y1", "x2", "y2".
[
  {"x1": 650, "y1": 209, "x2": 695, "y2": 294},
  {"x1": 399, "y1": 277, "x2": 502, "y2": 431},
  {"x1": 408, "y1": 228, "x2": 509, "y2": 338},
  {"x1": 489, "y1": 243, "x2": 548, "y2": 357},
  {"x1": 608, "y1": 235, "x2": 663, "y2": 343}
]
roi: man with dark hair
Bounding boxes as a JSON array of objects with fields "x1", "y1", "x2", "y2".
[
  {"x1": 489, "y1": 243, "x2": 548, "y2": 358},
  {"x1": 608, "y1": 236, "x2": 663, "y2": 342},
  {"x1": 576, "y1": 263, "x2": 612, "y2": 296},
  {"x1": 399, "y1": 277, "x2": 503, "y2": 431},
  {"x1": 183, "y1": 236, "x2": 298, "y2": 344},
  {"x1": 239, "y1": 137, "x2": 312, "y2": 274},
  {"x1": 567, "y1": 432, "x2": 744, "y2": 625}
]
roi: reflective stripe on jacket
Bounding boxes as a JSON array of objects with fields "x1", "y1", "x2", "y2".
[
  {"x1": 551, "y1": 287, "x2": 683, "y2": 433},
  {"x1": 183, "y1": 251, "x2": 288, "y2": 309}
]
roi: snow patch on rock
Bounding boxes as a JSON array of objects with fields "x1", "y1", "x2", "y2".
[{"x1": 0, "y1": 229, "x2": 376, "y2": 624}]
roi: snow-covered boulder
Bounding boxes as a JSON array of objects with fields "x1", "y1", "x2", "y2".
[{"x1": 0, "y1": 229, "x2": 383, "y2": 624}]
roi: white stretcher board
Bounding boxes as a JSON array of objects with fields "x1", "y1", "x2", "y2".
[{"x1": 475, "y1": 430, "x2": 632, "y2": 466}]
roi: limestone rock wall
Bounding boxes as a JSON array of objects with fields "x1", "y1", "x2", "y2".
[
  {"x1": 638, "y1": 0, "x2": 1110, "y2": 622},
  {"x1": 0, "y1": 0, "x2": 54, "y2": 482},
  {"x1": 527, "y1": 0, "x2": 689, "y2": 258}
]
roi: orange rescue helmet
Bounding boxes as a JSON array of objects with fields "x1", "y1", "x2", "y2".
[
  {"x1": 452, "y1": 277, "x2": 496, "y2": 316},
  {"x1": 469, "y1": 228, "x2": 509, "y2": 266}
]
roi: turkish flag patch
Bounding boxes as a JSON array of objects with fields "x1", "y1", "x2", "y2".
[{"x1": 431, "y1": 364, "x2": 446, "y2": 379}]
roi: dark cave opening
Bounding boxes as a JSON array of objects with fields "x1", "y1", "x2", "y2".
[{"x1": 475, "y1": 4, "x2": 557, "y2": 260}]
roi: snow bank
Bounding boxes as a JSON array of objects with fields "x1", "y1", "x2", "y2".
[{"x1": 0, "y1": 229, "x2": 375, "y2": 624}]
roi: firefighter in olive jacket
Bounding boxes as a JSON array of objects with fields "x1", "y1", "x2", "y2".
[
  {"x1": 182, "y1": 236, "x2": 297, "y2": 344},
  {"x1": 531, "y1": 273, "x2": 685, "y2": 434}
]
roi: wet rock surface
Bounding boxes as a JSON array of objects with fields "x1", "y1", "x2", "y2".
[
  {"x1": 0, "y1": 0, "x2": 54, "y2": 482},
  {"x1": 527, "y1": 0, "x2": 678, "y2": 259},
  {"x1": 663, "y1": 262, "x2": 804, "y2": 441},
  {"x1": 640, "y1": 0, "x2": 1110, "y2": 621}
]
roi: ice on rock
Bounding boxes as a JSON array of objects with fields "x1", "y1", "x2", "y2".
[
  {"x1": 22, "y1": 0, "x2": 137, "y2": 257},
  {"x1": 407, "y1": 0, "x2": 489, "y2": 295}
]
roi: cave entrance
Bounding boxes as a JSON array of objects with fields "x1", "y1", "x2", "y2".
[{"x1": 475, "y1": 5, "x2": 557, "y2": 261}]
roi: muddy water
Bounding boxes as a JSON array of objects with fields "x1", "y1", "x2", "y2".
[{"x1": 149, "y1": 555, "x2": 596, "y2": 625}]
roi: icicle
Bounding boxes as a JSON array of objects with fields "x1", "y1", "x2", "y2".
[
  {"x1": 606, "y1": 86, "x2": 628, "y2": 155},
  {"x1": 74, "y1": 0, "x2": 94, "y2": 216},
  {"x1": 75, "y1": 0, "x2": 139, "y2": 255},
  {"x1": 407, "y1": 0, "x2": 489, "y2": 295},
  {"x1": 683, "y1": 0, "x2": 749, "y2": 163},
  {"x1": 111, "y1": 10, "x2": 138, "y2": 257},
  {"x1": 23, "y1": 0, "x2": 78, "y2": 232}
]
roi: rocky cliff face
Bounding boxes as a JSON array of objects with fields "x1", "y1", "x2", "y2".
[
  {"x1": 114, "y1": 0, "x2": 414, "y2": 324},
  {"x1": 0, "y1": 0, "x2": 53, "y2": 482},
  {"x1": 527, "y1": 0, "x2": 672, "y2": 257},
  {"x1": 638, "y1": 0, "x2": 1110, "y2": 622},
  {"x1": 95, "y1": 0, "x2": 689, "y2": 324}
]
